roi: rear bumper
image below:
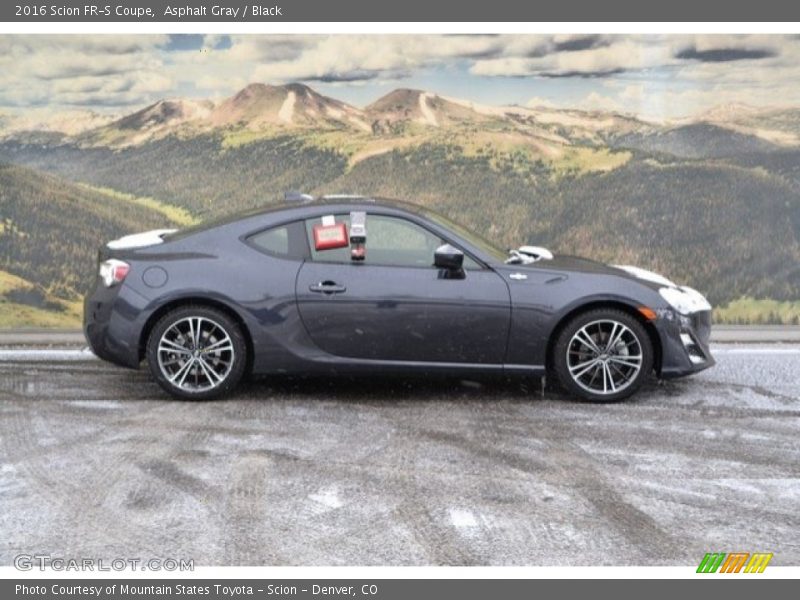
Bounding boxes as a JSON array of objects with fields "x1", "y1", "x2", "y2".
[
  {"x1": 656, "y1": 309, "x2": 715, "y2": 378},
  {"x1": 83, "y1": 280, "x2": 146, "y2": 369}
]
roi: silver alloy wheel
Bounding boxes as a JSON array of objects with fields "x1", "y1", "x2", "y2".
[
  {"x1": 566, "y1": 319, "x2": 643, "y2": 395},
  {"x1": 157, "y1": 316, "x2": 235, "y2": 392}
]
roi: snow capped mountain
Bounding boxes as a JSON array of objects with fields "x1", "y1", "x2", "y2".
[
  {"x1": 2, "y1": 83, "x2": 798, "y2": 150},
  {"x1": 209, "y1": 82, "x2": 369, "y2": 131},
  {"x1": 114, "y1": 98, "x2": 214, "y2": 131},
  {"x1": 365, "y1": 88, "x2": 496, "y2": 132}
]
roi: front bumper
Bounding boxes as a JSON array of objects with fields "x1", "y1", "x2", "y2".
[{"x1": 656, "y1": 309, "x2": 715, "y2": 378}]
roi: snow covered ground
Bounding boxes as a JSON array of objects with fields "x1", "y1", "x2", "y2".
[{"x1": 0, "y1": 346, "x2": 798, "y2": 565}]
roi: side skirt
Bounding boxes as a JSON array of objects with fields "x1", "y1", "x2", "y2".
[{"x1": 256, "y1": 356, "x2": 546, "y2": 377}]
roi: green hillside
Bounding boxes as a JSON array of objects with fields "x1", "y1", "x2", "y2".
[
  {"x1": 2, "y1": 136, "x2": 800, "y2": 317},
  {"x1": 1, "y1": 85, "x2": 800, "y2": 326},
  {"x1": 0, "y1": 135, "x2": 349, "y2": 218},
  {"x1": 549, "y1": 160, "x2": 800, "y2": 305},
  {"x1": 0, "y1": 163, "x2": 181, "y2": 311},
  {"x1": 613, "y1": 123, "x2": 778, "y2": 159},
  {"x1": 0, "y1": 269, "x2": 82, "y2": 328}
]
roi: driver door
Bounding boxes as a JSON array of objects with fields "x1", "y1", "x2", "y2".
[{"x1": 294, "y1": 212, "x2": 511, "y2": 364}]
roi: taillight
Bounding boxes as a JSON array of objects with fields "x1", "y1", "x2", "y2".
[{"x1": 99, "y1": 259, "x2": 130, "y2": 287}]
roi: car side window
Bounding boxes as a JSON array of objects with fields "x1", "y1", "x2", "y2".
[
  {"x1": 366, "y1": 215, "x2": 444, "y2": 267},
  {"x1": 305, "y1": 214, "x2": 353, "y2": 263},
  {"x1": 305, "y1": 213, "x2": 482, "y2": 269},
  {"x1": 248, "y1": 221, "x2": 309, "y2": 260}
]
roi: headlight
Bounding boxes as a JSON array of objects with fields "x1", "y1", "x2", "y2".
[
  {"x1": 681, "y1": 286, "x2": 712, "y2": 310},
  {"x1": 659, "y1": 286, "x2": 712, "y2": 315}
]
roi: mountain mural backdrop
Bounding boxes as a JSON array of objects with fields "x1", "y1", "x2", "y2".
[{"x1": 1, "y1": 83, "x2": 800, "y2": 326}]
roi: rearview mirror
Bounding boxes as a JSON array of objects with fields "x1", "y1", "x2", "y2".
[{"x1": 434, "y1": 244, "x2": 464, "y2": 270}]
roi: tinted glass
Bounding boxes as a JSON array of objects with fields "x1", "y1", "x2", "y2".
[
  {"x1": 305, "y1": 213, "x2": 481, "y2": 269},
  {"x1": 249, "y1": 221, "x2": 308, "y2": 259},
  {"x1": 305, "y1": 214, "x2": 353, "y2": 263},
  {"x1": 419, "y1": 206, "x2": 508, "y2": 262}
]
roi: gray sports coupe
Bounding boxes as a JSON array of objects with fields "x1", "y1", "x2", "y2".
[{"x1": 84, "y1": 195, "x2": 714, "y2": 401}]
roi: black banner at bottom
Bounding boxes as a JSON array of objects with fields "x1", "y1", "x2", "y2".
[{"x1": 2, "y1": 579, "x2": 794, "y2": 600}]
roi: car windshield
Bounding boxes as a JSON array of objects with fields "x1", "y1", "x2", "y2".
[{"x1": 420, "y1": 207, "x2": 508, "y2": 262}]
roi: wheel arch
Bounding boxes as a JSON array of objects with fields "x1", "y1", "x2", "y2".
[
  {"x1": 139, "y1": 296, "x2": 255, "y2": 374},
  {"x1": 545, "y1": 300, "x2": 662, "y2": 375}
]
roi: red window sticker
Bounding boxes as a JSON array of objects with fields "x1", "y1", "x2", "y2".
[{"x1": 313, "y1": 222, "x2": 348, "y2": 250}]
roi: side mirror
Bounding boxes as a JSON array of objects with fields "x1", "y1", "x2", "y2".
[{"x1": 434, "y1": 244, "x2": 464, "y2": 270}]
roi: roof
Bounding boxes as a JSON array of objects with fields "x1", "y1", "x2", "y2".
[
  {"x1": 285, "y1": 193, "x2": 427, "y2": 214},
  {"x1": 284, "y1": 192, "x2": 374, "y2": 205},
  {"x1": 166, "y1": 194, "x2": 426, "y2": 241}
]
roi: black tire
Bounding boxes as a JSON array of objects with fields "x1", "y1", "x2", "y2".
[
  {"x1": 552, "y1": 308, "x2": 654, "y2": 402},
  {"x1": 146, "y1": 305, "x2": 247, "y2": 400}
]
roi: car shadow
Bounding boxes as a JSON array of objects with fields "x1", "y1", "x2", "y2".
[
  {"x1": 231, "y1": 371, "x2": 671, "y2": 405},
  {"x1": 230, "y1": 372, "x2": 675, "y2": 405},
  {"x1": 235, "y1": 372, "x2": 547, "y2": 403}
]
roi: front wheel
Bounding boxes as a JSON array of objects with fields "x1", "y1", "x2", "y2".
[
  {"x1": 146, "y1": 306, "x2": 247, "y2": 400},
  {"x1": 552, "y1": 308, "x2": 654, "y2": 402}
]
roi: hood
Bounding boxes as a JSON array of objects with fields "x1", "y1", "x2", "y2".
[
  {"x1": 612, "y1": 265, "x2": 676, "y2": 287},
  {"x1": 508, "y1": 245, "x2": 623, "y2": 276},
  {"x1": 509, "y1": 246, "x2": 673, "y2": 284},
  {"x1": 507, "y1": 245, "x2": 711, "y2": 311},
  {"x1": 507, "y1": 250, "x2": 684, "y2": 291},
  {"x1": 512, "y1": 252, "x2": 625, "y2": 276}
]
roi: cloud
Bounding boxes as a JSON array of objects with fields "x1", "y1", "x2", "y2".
[
  {"x1": 28, "y1": 53, "x2": 161, "y2": 81},
  {"x1": 68, "y1": 35, "x2": 170, "y2": 55},
  {"x1": 225, "y1": 35, "x2": 313, "y2": 62},
  {"x1": 552, "y1": 35, "x2": 610, "y2": 53},
  {"x1": 250, "y1": 35, "x2": 504, "y2": 84},
  {"x1": 571, "y1": 74, "x2": 800, "y2": 121},
  {"x1": 577, "y1": 91, "x2": 625, "y2": 113},
  {"x1": 246, "y1": 35, "x2": 627, "y2": 82},
  {"x1": 675, "y1": 47, "x2": 776, "y2": 62},
  {"x1": 471, "y1": 35, "x2": 798, "y2": 78},
  {"x1": 201, "y1": 34, "x2": 230, "y2": 51},
  {"x1": 471, "y1": 38, "x2": 674, "y2": 78},
  {"x1": 305, "y1": 71, "x2": 384, "y2": 83},
  {"x1": 540, "y1": 69, "x2": 626, "y2": 79},
  {"x1": 0, "y1": 35, "x2": 171, "y2": 108},
  {"x1": 525, "y1": 96, "x2": 558, "y2": 109},
  {"x1": 2, "y1": 33, "x2": 800, "y2": 119},
  {"x1": 194, "y1": 74, "x2": 249, "y2": 97}
]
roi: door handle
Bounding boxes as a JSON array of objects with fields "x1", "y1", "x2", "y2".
[{"x1": 309, "y1": 281, "x2": 347, "y2": 294}]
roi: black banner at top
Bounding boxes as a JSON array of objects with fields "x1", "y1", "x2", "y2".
[{"x1": 3, "y1": 0, "x2": 800, "y2": 22}]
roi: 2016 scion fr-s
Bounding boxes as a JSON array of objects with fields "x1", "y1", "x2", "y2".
[{"x1": 84, "y1": 195, "x2": 714, "y2": 401}]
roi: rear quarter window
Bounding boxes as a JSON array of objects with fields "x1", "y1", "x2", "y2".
[{"x1": 247, "y1": 221, "x2": 309, "y2": 260}]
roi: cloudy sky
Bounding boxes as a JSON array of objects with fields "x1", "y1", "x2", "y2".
[{"x1": 2, "y1": 34, "x2": 800, "y2": 120}]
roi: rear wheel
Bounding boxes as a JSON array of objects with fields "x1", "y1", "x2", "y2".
[
  {"x1": 553, "y1": 308, "x2": 653, "y2": 402},
  {"x1": 146, "y1": 306, "x2": 246, "y2": 400}
]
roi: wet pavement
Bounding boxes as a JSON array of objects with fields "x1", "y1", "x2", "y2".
[{"x1": 1, "y1": 345, "x2": 799, "y2": 566}]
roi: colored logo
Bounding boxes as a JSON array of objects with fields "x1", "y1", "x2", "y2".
[{"x1": 697, "y1": 552, "x2": 773, "y2": 573}]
